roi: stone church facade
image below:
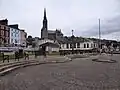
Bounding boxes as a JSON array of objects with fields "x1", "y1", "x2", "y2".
[{"x1": 41, "y1": 8, "x2": 63, "y2": 41}]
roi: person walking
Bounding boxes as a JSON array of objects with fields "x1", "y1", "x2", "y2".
[
  {"x1": 15, "y1": 51, "x2": 19, "y2": 61},
  {"x1": 34, "y1": 51, "x2": 37, "y2": 58},
  {"x1": 24, "y1": 51, "x2": 29, "y2": 60},
  {"x1": 42, "y1": 46, "x2": 46, "y2": 58}
]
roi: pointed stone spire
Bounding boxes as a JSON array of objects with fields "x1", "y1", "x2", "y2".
[
  {"x1": 41, "y1": 8, "x2": 48, "y2": 39},
  {"x1": 43, "y1": 8, "x2": 47, "y2": 29},
  {"x1": 44, "y1": 8, "x2": 47, "y2": 20}
]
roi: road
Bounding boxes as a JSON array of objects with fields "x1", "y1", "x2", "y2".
[{"x1": 0, "y1": 54, "x2": 120, "y2": 90}]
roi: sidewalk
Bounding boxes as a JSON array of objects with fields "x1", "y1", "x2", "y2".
[{"x1": 0, "y1": 55, "x2": 71, "y2": 67}]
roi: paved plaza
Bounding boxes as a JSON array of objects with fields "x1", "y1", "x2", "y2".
[{"x1": 0, "y1": 54, "x2": 120, "y2": 90}]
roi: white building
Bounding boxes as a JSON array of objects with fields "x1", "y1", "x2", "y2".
[
  {"x1": 9, "y1": 27, "x2": 20, "y2": 46},
  {"x1": 60, "y1": 41, "x2": 98, "y2": 51},
  {"x1": 38, "y1": 39, "x2": 59, "y2": 52},
  {"x1": 25, "y1": 38, "x2": 59, "y2": 52}
]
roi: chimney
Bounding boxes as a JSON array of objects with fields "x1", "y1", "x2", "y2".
[{"x1": 0, "y1": 19, "x2": 8, "y2": 25}]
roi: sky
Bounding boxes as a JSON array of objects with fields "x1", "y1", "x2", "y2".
[{"x1": 0, "y1": 0, "x2": 120, "y2": 40}]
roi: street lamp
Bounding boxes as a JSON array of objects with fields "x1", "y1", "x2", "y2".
[
  {"x1": 71, "y1": 30, "x2": 74, "y2": 54},
  {"x1": 72, "y1": 30, "x2": 73, "y2": 36}
]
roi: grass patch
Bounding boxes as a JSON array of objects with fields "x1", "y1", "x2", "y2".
[{"x1": 0, "y1": 54, "x2": 24, "y2": 62}]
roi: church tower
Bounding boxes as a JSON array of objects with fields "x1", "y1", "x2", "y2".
[{"x1": 41, "y1": 8, "x2": 48, "y2": 39}]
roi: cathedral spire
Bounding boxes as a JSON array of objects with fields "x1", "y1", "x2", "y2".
[
  {"x1": 41, "y1": 8, "x2": 48, "y2": 39},
  {"x1": 44, "y1": 8, "x2": 47, "y2": 20},
  {"x1": 42, "y1": 8, "x2": 47, "y2": 29}
]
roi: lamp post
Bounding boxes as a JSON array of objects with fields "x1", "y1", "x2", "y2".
[
  {"x1": 71, "y1": 30, "x2": 74, "y2": 54},
  {"x1": 98, "y1": 19, "x2": 101, "y2": 54}
]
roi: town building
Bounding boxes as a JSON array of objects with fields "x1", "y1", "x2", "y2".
[
  {"x1": 59, "y1": 40, "x2": 98, "y2": 54},
  {"x1": 20, "y1": 29, "x2": 27, "y2": 47},
  {"x1": 0, "y1": 19, "x2": 10, "y2": 46},
  {"x1": 9, "y1": 24, "x2": 21, "y2": 46},
  {"x1": 9, "y1": 24, "x2": 27, "y2": 47}
]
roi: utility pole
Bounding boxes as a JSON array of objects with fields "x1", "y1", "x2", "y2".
[{"x1": 98, "y1": 19, "x2": 101, "y2": 54}]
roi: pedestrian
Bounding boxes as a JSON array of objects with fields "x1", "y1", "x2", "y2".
[
  {"x1": 24, "y1": 52, "x2": 29, "y2": 60},
  {"x1": 15, "y1": 51, "x2": 19, "y2": 61},
  {"x1": 34, "y1": 51, "x2": 37, "y2": 58},
  {"x1": 42, "y1": 46, "x2": 46, "y2": 58},
  {"x1": 110, "y1": 46, "x2": 114, "y2": 56}
]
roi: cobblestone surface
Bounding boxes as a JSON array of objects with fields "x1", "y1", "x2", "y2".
[{"x1": 0, "y1": 54, "x2": 120, "y2": 90}]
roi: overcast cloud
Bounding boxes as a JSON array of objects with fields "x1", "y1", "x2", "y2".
[{"x1": 0, "y1": 0, "x2": 120, "y2": 40}]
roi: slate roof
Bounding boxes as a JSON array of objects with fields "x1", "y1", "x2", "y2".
[
  {"x1": 55, "y1": 36, "x2": 91, "y2": 44},
  {"x1": 48, "y1": 30, "x2": 56, "y2": 34}
]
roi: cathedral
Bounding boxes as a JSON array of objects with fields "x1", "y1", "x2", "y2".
[{"x1": 41, "y1": 8, "x2": 64, "y2": 41}]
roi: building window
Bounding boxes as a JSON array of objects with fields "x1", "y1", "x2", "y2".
[
  {"x1": 0, "y1": 30, "x2": 2, "y2": 36},
  {"x1": 66, "y1": 43, "x2": 69, "y2": 48},
  {"x1": 15, "y1": 34, "x2": 16, "y2": 37},
  {"x1": 1, "y1": 30, "x2": 3, "y2": 35},
  {"x1": 62, "y1": 44, "x2": 64, "y2": 48},
  {"x1": 15, "y1": 39, "x2": 17, "y2": 43},
  {"x1": 77, "y1": 43, "x2": 80, "y2": 48},
  {"x1": 6, "y1": 40, "x2": 8, "y2": 44},
  {"x1": 0, "y1": 30, "x2": 1, "y2": 36},
  {"x1": 11, "y1": 33, "x2": 13, "y2": 36},
  {"x1": 74, "y1": 43, "x2": 76, "y2": 48},
  {"x1": 25, "y1": 34, "x2": 27, "y2": 38},
  {"x1": 4, "y1": 30, "x2": 6, "y2": 36},
  {"x1": 87, "y1": 43, "x2": 89, "y2": 48},
  {"x1": 11, "y1": 39, "x2": 13, "y2": 43},
  {"x1": 94, "y1": 44, "x2": 96, "y2": 47},
  {"x1": 4, "y1": 39, "x2": 6, "y2": 43},
  {"x1": 84, "y1": 44, "x2": 86, "y2": 48},
  {"x1": 6, "y1": 31, "x2": 8, "y2": 37},
  {"x1": 70, "y1": 44, "x2": 72, "y2": 48},
  {"x1": 5, "y1": 27, "x2": 8, "y2": 30},
  {"x1": 91, "y1": 44, "x2": 93, "y2": 48},
  {"x1": 2, "y1": 30, "x2": 4, "y2": 35},
  {"x1": 1, "y1": 25, "x2": 4, "y2": 29},
  {"x1": 3, "y1": 26, "x2": 5, "y2": 29}
]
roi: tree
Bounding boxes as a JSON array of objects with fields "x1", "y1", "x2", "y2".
[
  {"x1": 32, "y1": 42, "x2": 36, "y2": 48},
  {"x1": 26, "y1": 35, "x2": 33, "y2": 45},
  {"x1": 28, "y1": 35, "x2": 32, "y2": 38}
]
